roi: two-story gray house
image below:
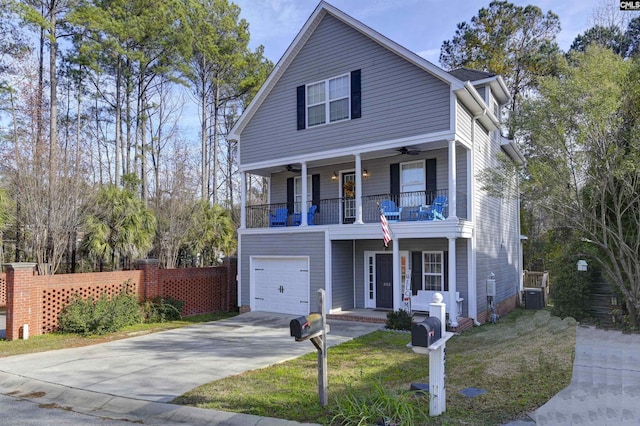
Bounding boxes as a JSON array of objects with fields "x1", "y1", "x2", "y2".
[{"x1": 229, "y1": 2, "x2": 525, "y2": 328}]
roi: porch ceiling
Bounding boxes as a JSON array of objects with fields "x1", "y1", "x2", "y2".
[{"x1": 244, "y1": 139, "x2": 451, "y2": 177}]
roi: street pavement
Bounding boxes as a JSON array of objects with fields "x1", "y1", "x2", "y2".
[{"x1": 0, "y1": 312, "x2": 382, "y2": 425}]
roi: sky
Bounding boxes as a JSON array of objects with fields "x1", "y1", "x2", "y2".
[{"x1": 231, "y1": 0, "x2": 611, "y2": 66}]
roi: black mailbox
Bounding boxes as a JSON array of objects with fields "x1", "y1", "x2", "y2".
[
  {"x1": 290, "y1": 313, "x2": 323, "y2": 341},
  {"x1": 411, "y1": 317, "x2": 442, "y2": 348}
]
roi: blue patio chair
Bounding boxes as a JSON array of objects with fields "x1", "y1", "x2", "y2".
[
  {"x1": 381, "y1": 199, "x2": 402, "y2": 222},
  {"x1": 418, "y1": 195, "x2": 447, "y2": 221},
  {"x1": 269, "y1": 207, "x2": 288, "y2": 227},
  {"x1": 293, "y1": 205, "x2": 318, "y2": 226}
]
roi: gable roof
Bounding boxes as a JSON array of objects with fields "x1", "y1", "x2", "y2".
[
  {"x1": 229, "y1": 1, "x2": 491, "y2": 141},
  {"x1": 448, "y1": 68, "x2": 495, "y2": 81}
]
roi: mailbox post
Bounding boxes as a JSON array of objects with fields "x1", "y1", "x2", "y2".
[
  {"x1": 289, "y1": 289, "x2": 329, "y2": 406},
  {"x1": 409, "y1": 292, "x2": 454, "y2": 417}
]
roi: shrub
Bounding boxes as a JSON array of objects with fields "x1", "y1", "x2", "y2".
[
  {"x1": 550, "y1": 242, "x2": 598, "y2": 322},
  {"x1": 142, "y1": 297, "x2": 184, "y2": 323},
  {"x1": 58, "y1": 282, "x2": 142, "y2": 335},
  {"x1": 385, "y1": 309, "x2": 413, "y2": 331}
]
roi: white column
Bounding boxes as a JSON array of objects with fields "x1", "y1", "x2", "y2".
[
  {"x1": 355, "y1": 153, "x2": 364, "y2": 224},
  {"x1": 301, "y1": 162, "x2": 308, "y2": 226},
  {"x1": 240, "y1": 172, "x2": 247, "y2": 229},
  {"x1": 393, "y1": 237, "x2": 401, "y2": 311},
  {"x1": 448, "y1": 140, "x2": 457, "y2": 219},
  {"x1": 448, "y1": 237, "x2": 458, "y2": 326}
]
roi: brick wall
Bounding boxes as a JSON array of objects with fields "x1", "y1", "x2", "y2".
[{"x1": 3, "y1": 258, "x2": 237, "y2": 340}]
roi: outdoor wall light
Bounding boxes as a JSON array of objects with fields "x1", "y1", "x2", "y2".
[
  {"x1": 331, "y1": 171, "x2": 338, "y2": 181},
  {"x1": 362, "y1": 169, "x2": 369, "y2": 180}
]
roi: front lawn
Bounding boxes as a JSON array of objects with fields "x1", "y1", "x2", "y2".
[{"x1": 173, "y1": 309, "x2": 576, "y2": 425}]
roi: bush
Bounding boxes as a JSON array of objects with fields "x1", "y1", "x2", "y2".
[
  {"x1": 58, "y1": 282, "x2": 142, "y2": 335},
  {"x1": 142, "y1": 297, "x2": 184, "y2": 323},
  {"x1": 385, "y1": 309, "x2": 413, "y2": 331},
  {"x1": 550, "y1": 243, "x2": 598, "y2": 322}
]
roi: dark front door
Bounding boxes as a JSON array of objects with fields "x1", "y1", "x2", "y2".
[{"x1": 376, "y1": 254, "x2": 393, "y2": 309}]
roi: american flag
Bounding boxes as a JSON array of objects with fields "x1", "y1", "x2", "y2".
[{"x1": 380, "y1": 210, "x2": 391, "y2": 247}]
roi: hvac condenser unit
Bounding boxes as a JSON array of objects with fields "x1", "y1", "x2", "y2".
[{"x1": 524, "y1": 288, "x2": 544, "y2": 310}]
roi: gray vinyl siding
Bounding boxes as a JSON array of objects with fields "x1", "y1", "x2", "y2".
[
  {"x1": 352, "y1": 238, "x2": 467, "y2": 310},
  {"x1": 473, "y1": 123, "x2": 520, "y2": 314},
  {"x1": 240, "y1": 233, "x2": 326, "y2": 308},
  {"x1": 240, "y1": 14, "x2": 451, "y2": 165},
  {"x1": 268, "y1": 146, "x2": 468, "y2": 207},
  {"x1": 456, "y1": 101, "x2": 474, "y2": 142},
  {"x1": 331, "y1": 240, "x2": 355, "y2": 310}
]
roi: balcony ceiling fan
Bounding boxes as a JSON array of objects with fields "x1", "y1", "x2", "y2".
[
  {"x1": 397, "y1": 146, "x2": 421, "y2": 155},
  {"x1": 286, "y1": 164, "x2": 302, "y2": 173}
]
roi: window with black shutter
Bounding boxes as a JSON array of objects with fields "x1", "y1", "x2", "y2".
[{"x1": 296, "y1": 70, "x2": 361, "y2": 130}]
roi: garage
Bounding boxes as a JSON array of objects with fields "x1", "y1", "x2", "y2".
[{"x1": 251, "y1": 257, "x2": 310, "y2": 316}]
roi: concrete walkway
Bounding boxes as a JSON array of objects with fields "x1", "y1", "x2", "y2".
[
  {"x1": 535, "y1": 325, "x2": 640, "y2": 425},
  {"x1": 0, "y1": 312, "x2": 382, "y2": 425}
]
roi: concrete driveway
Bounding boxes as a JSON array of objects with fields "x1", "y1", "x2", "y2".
[{"x1": 0, "y1": 311, "x2": 382, "y2": 425}]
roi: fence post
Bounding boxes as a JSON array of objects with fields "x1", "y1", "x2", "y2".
[
  {"x1": 223, "y1": 257, "x2": 238, "y2": 311},
  {"x1": 136, "y1": 259, "x2": 160, "y2": 300},
  {"x1": 4, "y1": 263, "x2": 38, "y2": 341}
]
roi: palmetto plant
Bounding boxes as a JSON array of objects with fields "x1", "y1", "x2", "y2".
[{"x1": 81, "y1": 179, "x2": 156, "y2": 270}]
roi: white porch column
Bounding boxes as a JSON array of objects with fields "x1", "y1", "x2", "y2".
[
  {"x1": 301, "y1": 162, "x2": 308, "y2": 226},
  {"x1": 447, "y1": 140, "x2": 457, "y2": 220},
  {"x1": 393, "y1": 237, "x2": 401, "y2": 311},
  {"x1": 240, "y1": 172, "x2": 247, "y2": 229},
  {"x1": 448, "y1": 237, "x2": 458, "y2": 326},
  {"x1": 355, "y1": 153, "x2": 364, "y2": 224}
]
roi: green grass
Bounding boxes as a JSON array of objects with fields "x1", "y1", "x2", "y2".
[
  {"x1": 173, "y1": 309, "x2": 577, "y2": 425},
  {"x1": 0, "y1": 311, "x2": 238, "y2": 358}
]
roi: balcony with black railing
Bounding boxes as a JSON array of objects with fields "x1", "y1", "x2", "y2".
[{"x1": 245, "y1": 190, "x2": 468, "y2": 229}]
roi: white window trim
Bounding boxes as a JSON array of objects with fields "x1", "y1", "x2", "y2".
[
  {"x1": 306, "y1": 73, "x2": 351, "y2": 128},
  {"x1": 422, "y1": 250, "x2": 444, "y2": 292}
]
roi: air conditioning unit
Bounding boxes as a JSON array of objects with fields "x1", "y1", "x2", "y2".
[{"x1": 523, "y1": 288, "x2": 544, "y2": 310}]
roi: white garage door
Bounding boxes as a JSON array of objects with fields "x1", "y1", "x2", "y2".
[{"x1": 252, "y1": 257, "x2": 310, "y2": 316}]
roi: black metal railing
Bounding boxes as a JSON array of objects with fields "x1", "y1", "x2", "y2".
[{"x1": 245, "y1": 189, "x2": 467, "y2": 228}]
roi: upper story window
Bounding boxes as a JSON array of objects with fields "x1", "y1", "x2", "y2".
[
  {"x1": 400, "y1": 160, "x2": 425, "y2": 206},
  {"x1": 297, "y1": 70, "x2": 361, "y2": 130},
  {"x1": 306, "y1": 74, "x2": 350, "y2": 127},
  {"x1": 293, "y1": 175, "x2": 312, "y2": 213}
]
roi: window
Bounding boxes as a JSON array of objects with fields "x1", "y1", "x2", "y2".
[
  {"x1": 400, "y1": 160, "x2": 425, "y2": 206},
  {"x1": 422, "y1": 251, "x2": 443, "y2": 291},
  {"x1": 294, "y1": 176, "x2": 312, "y2": 213},
  {"x1": 306, "y1": 74, "x2": 350, "y2": 127}
]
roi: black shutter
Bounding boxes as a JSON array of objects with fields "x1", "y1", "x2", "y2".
[
  {"x1": 426, "y1": 158, "x2": 437, "y2": 203},
  {"x1": 443, "y1": 251, "x2": 449, "y2": 292},
  {"x1": 390, "y1": 163, "x2": 400, "y2": 202},
  {"x1": 286, "y1": 177, "x2": 294, "y2": 215},
  {"x1": 296, "y1": 85, "x2": 306, "y2": 130},
  {"x1": 312, "y1": 174, "x2": 320, "y2": 212},
  {"x1": 351, "y1": 69, "x2": 361, "y2": 119},
  {"x1": 411, "y1": 251, "x2": 422, "y2": 296}
]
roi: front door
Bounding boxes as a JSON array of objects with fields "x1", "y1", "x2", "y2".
[
  {"x1": 342, "y1": 172, "x2": 356, "y2": 224},
  {"x1": 375, "y1": 254, "x2": 393, "y2": 309}
]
